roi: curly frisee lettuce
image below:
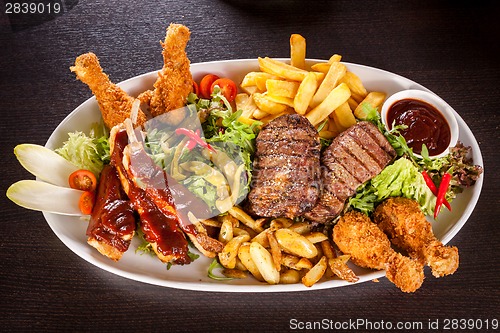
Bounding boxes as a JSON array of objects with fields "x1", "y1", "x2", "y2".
[{"x1": 55, "y1": 122, "x2": 110, "y2": 177}]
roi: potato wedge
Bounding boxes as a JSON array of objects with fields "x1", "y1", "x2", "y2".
[
  {"x1": 235, "y1": 92, "x2": 260, "y2": 118},
  {"x1": 241, "y1": 85, "x2": 260, "y2": 95},
  {"x1": 250, "y1": 242, "x2": 280, "y2": 284},
  {"x1": 228, "y1": 206, "x2": 264, "y2": 232},
  {"x1": 222, "y1": 268, "x2": 248, "y2": 279},
  {"x1": 287, "y1": 221, "x2": 313, "y2": 235},
  {"x1": 280, "y1": 269, "x2": 301, "y2": 284},
  {"x1": 238, "y1": 243, "x2": 264, "y2": 281},
  {"x1": 251, "y1": 229, "x2": 271, "y2": 248},
  {"x1": 304, "y1": 231, "x2": 329, "y2": 244},
  {"x1": 347, "y1": 97, "x2": 359, "y2": 110},
  {"x1": 281, "y1": 254, "x2": 313, "y2": 270},
  {"x1": 328, "y1": 255, "x2": 359, "y2": 283},
  {"x1": 275, "y1": 228, "x2": 318, "y2": 258},
  {"x1": 218, "y1": 218, "x2": 234, "y2": 244},
  {"x1": 218, "y1": 234, "x2": 251, "y2": 269},
  {"x1": 320, "y1": 240, "x2": 336, "y2": 259},
  {"x1": 259, "y1": 109, "x2": 294, "y2": 124},
  {"x1": 302, "y1": 256, "x2": 328, "y2": 287},
  {"x1": 269, "y1": 217, "x2": 294, "y2": 230},
  {"x1": 267, "y1": 231, "x2": 282, "y2": 271}
]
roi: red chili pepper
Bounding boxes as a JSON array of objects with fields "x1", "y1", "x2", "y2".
[
  {"x1": 175, "y1": 127, "x2": 215, "y2": 153},
  {"x1": 422, "y1": 171, "x2": 451, "y2": 211},
  {"x1": 184, "y1": 129, "x2": 201, "y2": 150},
  {"x1": 434, "y1": 172, "x2": 452, "y2": 219}
]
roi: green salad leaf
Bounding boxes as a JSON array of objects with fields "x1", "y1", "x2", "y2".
[
  {"x1": 207, "y1": 258, "x2": 234, "y2": 281},
  {"x1": 349, "y1": 158, "x2": 435, "y2": 216},
  {"x1": 55, "y1": 122, "x2": 110, "y2": 177}
]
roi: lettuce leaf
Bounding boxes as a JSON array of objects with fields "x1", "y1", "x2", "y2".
[
  {"x1": 349, "y1": 158, "x2": 435, "y2": 216},
  {"x1": 55, "y1": 122, "x2": 110, "y2": 177}
]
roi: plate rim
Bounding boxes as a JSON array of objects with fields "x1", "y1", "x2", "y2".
[{"x1": 42, "y1": 58, "x2": 484, "y2": 292}]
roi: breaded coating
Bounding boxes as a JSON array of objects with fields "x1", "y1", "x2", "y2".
[
  {"x1": 149, "y1": 23, "x2": 193, "y2": 118},
  {"x1": 71, "y1": 52, "x2": 147, "y2": 129},
  {"x1": 333, "y1": 211, "x2": 424, "y2": 293},
  {"x1": 373, "y1": 197, "x2": 459, "y2": 278}
]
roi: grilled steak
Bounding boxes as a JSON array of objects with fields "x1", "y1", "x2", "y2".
[
  {"x1": 247, "y1": 114, "x2": 321, "y2": 219},
  {"x1": 304, "y1": 121, "x2": 396, "y2": 223}
]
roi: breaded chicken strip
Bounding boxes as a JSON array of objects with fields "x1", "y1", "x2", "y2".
[
  {"x1": 149, "y1": 23, "x2": 193, "y2": 120},
  {"x1": 373, "y1": 197, "x2": 459, "y2": 278},
  {"x1": 86, "y1": 164, "x2": 136, "y2": 261},
  {"x1": 333, "y1": 211, "x2": 424, "y2": 293},
  {"x1": 71, "y1": 52, "x2": 147, "y2": 129}
]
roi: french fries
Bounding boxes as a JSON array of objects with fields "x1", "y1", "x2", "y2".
[
  {"x1": 237, "y1": 35, "x2": 384, "y2": 134},
  {"x1": 306, "y1": 83, "x2": 351, "y2": 126},
  {"x1": 290, "y1": 34, "x2": 306, "y2": 69},
  {"x1": 207, "y1": 34, "x2": 385, "y2": 287},
  {"x1": 354, "y1": 91, "x2": 387, "y2": 119},
  {"x1": 294, "y1": 72, "x2": 319, "y2": 115},
  {"x1": 266, "y1": 79, "x2": 300, "y2": 98},
  {"x1": 309, "y1": 62, "x2": 346, "y2": 109}
]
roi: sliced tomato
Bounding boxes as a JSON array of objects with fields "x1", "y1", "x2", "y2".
[
  {"x1": 199, "y1": 74, "x2": 220, "y2": 99},
  {"x1": 192, "y1": 80, "x2": 199, "y2": 96},
  {"x1": 79, "y1": 190, "x2": 95, "y2": 215},
  {"x1": 69, "y1": 169, "x2": 97, "y2": 192},
  {"x1": 211, "y1": 78, "x2": 238, "y2": 102}
]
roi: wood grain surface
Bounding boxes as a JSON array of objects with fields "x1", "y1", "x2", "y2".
[{"x1": 0, "y1": 0, "x2": 498, "y2": 331}]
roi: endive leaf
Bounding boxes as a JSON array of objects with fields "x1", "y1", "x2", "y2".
[
  {"x1": 7, "y1": 180, "x2": 84, "y2": 216},
  {"x1": 14, "y1": 144, "x2": 79, "y2": 187}
]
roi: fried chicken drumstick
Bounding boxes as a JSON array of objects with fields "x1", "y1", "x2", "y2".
[
  {"x1": 149, "y1": 23, "x2": 193, "y2": 119},
  {"x1": 70, "y1": 52, "x2": 147, "y2": 129},
  {"x1": 373, "y1": 197, "x2": 459, "y2": 278},
  {"x1": 333, "y1": 211, "x2": 424, "y2": 293}
]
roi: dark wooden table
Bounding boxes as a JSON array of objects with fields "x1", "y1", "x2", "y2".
[{"x1": 1, "y1": 1, "x2": 498, "y2": 331}]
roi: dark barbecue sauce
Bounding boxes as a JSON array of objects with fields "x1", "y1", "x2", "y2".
[
  {"x1": 112, "y1": 129, "x2": 191, "y2": 265},
  {"x1": 387, "y1": 98, "x2": 451, "y2": 155},
  {"x1": 87, "y1": 164, "x2": 136, "y2": 253}
]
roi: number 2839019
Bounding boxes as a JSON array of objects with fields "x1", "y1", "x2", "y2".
[{"x1": 5, "y1": 2, "x2": 61, "y2": 14}]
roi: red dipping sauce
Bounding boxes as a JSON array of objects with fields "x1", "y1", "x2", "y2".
[{"x1": 387, "y1": 98, "x2": 451, "y2": 156}]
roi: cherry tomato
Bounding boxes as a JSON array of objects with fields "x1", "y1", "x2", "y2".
[
  {"x1": 79, "y1": 191, "x2": 96, "y2": 215},
  {"x1": 192, "y1": 80, "x2": 199, "y2": 96},
  {"x1": 210, "y1": 78, "x2": 238, "y2": 102},
  {"x1": 69, "y1": 169, "x2": 97, "y2": 192},
  {"x1": 199, "y1": 74, "x2": 220, "y2": 99}
]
